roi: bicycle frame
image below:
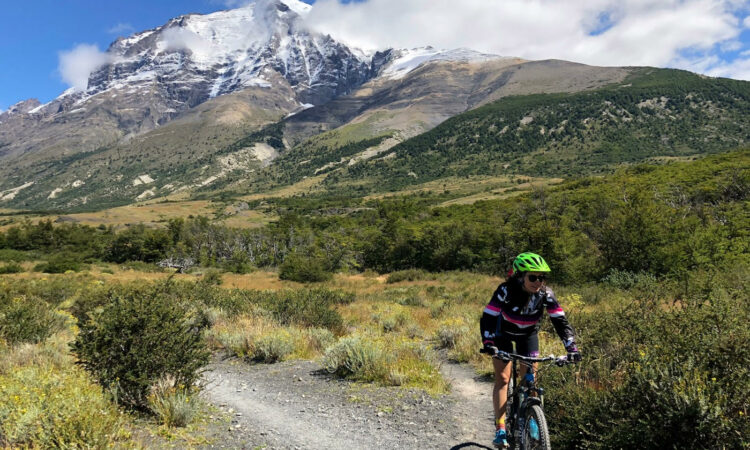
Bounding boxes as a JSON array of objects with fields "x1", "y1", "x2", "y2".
[{"x1": 482, "y1": 348, "x2": 569, "y2": 450}]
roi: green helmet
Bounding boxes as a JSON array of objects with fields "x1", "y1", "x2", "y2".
[{"x1": 512, "y1": 252, "x2": 551, "y2": 273}]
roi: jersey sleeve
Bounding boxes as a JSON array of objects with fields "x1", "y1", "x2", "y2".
[
  {"x1": 544, "y1": 289, "x2": 577, "y2": 349},
  {"x1": 479, "y1": 285, "x2": 504, "y2": 345}
]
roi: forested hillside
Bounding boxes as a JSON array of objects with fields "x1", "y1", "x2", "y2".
[{"x1": 286, "y1": 69, "x2": 749, "y2": 194}]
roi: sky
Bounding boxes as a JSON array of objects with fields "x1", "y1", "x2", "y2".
[{"x1": 1, "y1": 0, "x2": 749, "y2": 112}]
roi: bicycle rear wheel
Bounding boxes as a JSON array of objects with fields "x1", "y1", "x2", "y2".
[{"x1": 523, "y1": 404, "x2": 550, "y2": 450}]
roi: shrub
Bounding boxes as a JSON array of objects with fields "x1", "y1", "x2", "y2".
[
  {"x1": 253, "y1": 331, "x2": 295, "y2": 363},
  {"x1": 33, "y1": 254, "x2": 84, "y2": 273},
  {"x1": 0, "y1": 249, "x2": 30, "y2": 262},
  {"x1": 435, "y1": 322, "x2": 466, "y2": 349},
  {"x1": 386, "y1": 269, "x2": 428, "y2": 283},
  {"x1": 252, "y1": 288, "x2": 353, "y2": 332},
  {"x1": 204, "y1": 314, "x2": 274, "y2": 358},
  {"x1": 69, "y1": 282, "x2": 110, "y2": 325},
  {"x1": 147, "y1": 376, "x2": 200, "y2": 428},
  {"x1": 545, "y1": 270, "x2": 750, "y2": 449},
  {"x1": 223, "y1": 250, "x2": 254, "y2": 274},
  {"x1": 602, "y1": 269, "x2": 658, "y2": 290},
  {"x1": 0, "y1": 295, "x2": 67, "y2": 345},
  {"x1": 322, "y1": 336, "x2": 390, "y2": 382},
  {"x1": 0, "y1": 365, "x2": 123, "y2": 448},
  {"x1": 304, "y1": 328, "x2": 336, "y2": 352},
  {"x1": 323, "y1": 336, "x2": 449, "y2": 393},
  {"x1": 71, "y1": 283, "x2": 211, "y2": 411},
  {"x1": 0, "y1": 262, "x2": 23, "y2": 274},
  {"x1": 279, "y1": 253, "x2": 333, "y2": 283},
  {"x1": 200, "y1": 269, "x2": 224, "y2": 286}
]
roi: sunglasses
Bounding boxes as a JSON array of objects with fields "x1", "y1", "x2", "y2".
[{"x1": 526, "y1": 274, "x2": 547, "y2": 283}]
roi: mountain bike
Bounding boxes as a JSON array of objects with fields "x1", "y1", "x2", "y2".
[{"x1": 480, "y1": 348, "x2": 574, "y2": 450}]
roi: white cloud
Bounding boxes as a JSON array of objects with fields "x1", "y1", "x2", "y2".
[
  {"x1": 160, "y1": 28, "x2": 212, "y2": 58},
  {"x1": 108, "y1": 23, "x2": 135, "y2": 35},
  {"x1": 58, "y1": 44, "x2": 112, "y2": 91},
  {"x1": 744, "y1": 15, "x2": 750, "y2": 28},
  {"x1": 705, "y1": 56, "x2": 750, "y2": 80},
  {"x1": 305, "y1": 0, "x2": 745, "y2": 74}
]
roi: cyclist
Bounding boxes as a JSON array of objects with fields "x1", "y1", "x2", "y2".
[{"x1": 480, "y1": 252, "x2": 581, "y2": 448}]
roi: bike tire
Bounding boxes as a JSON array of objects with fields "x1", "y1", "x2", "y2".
[
  {"x1": 523, "y1": 404, "x2": 551, "y2": 450},
  {"x1": 506, "y1": 376, "x2": 515, "y2": 431}
]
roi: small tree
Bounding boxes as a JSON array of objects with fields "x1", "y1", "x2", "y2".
[
  {"x1": 71, "y1": 283, "x2": 210, "y2": 410},
  {"x1": 279, "y1": 253, "x2": 333, "y2": 283}
]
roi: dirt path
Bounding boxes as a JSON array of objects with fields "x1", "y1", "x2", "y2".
[{"x1": 200, "y1": 356, "x2": 497, "y2": 449}]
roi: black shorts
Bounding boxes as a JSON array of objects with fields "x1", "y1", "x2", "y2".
[{"x1": 495, "y1": 333, "x2": 539, "y2": 357}]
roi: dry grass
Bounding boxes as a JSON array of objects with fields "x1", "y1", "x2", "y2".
[
  {"x1": 219, "y1": 209, "x2": 276, "y2": 228},
  {"x1": 238, "y1": 174, "x2": 328, "y2": 202},
  {"x1": 221, "y1": 271, "x2": 287, "y2": 290},
  {"x1": 0, "y1": 200, "x2": 219, "y2": 230}
]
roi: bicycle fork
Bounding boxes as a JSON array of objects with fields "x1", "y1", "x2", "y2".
[{"x1": 513, "y1": 386, "x2": 545, "y2": 449}]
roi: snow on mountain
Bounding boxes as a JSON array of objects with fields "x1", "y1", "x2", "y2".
[
  {"x1": 13, "y1": 0, "x2": 517, "y2": 125},
  {"x1": 34, "y1": 0, "x2": 379, "y2": 120},
  {"x1": 381, "y1": 47, "x2": 508, "y2": 80}
]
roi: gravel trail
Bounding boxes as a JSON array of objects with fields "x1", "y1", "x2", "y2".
[{"x1": 200, "y1": 356, "x2": 497, "y2": 450}]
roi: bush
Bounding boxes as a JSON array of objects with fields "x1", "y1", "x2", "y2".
[
  {"x1": 279, "y1": 253, "x2": 333, "y2": 283},
  {"x1": 148, "y1": 376, "x2": 200, "y2": 428},
  {"x1": 0, "y1": 249, "x2": 30, "y2": 262},
  {"x1": 304, "y1": 328, "x2": 336, "y2": 352},
  {"x1": 0, "y1": 295, "x2": 67, "y2": 345},
  {"x1": 33, "y1": 253, "x2": 84, "y2": 273},
  {"x1": 545, "y1": 270, "x2": 750, "y2": 449},
  {"x1": 250, "y1": 288, "x2": 353, "y2": 333},
  {"x1": 253, "y1": 331, "x2": 295, "y2": 363},
  {"x1": 71, "y1": 283, "x2": 211, "y2": 411},
  {"x1": 386, "y1": 269, "x2": 429, "y2": 283},
  {"x1": 322, "y1": 336, "x2": 390, "y2": 382},
  {"x1": 435, "y1": 322, "x2": 466, "y2": 349},
  {"x1": 0, "y1": 365, "x2": 123, "y2": 448},
  {"x1": 602, "y1": 269, "x2": 658, "y2": 290},
  {"x1": 0, "y1": 262, "x2": 23, "y2": 274},
  {"x1": 200, "y1": 269, "x2": 224, "y2": 286}
]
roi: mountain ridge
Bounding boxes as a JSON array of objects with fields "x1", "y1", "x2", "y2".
[{"x1": 0, "y1": 1, "x2": 748, "y2": 211}]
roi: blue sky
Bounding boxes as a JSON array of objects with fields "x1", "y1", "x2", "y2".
[
  {"x1": 1, "y1": 0, "x2": 749, "y2": 112},
  {"x1": 0, "y1": 1, "x2": 234, "y2": 109}
]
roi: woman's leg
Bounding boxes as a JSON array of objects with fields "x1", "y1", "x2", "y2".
[
  {"x1": 493, "y1": 357, "x2": 512, "y2": 423},
  {"x1": 517, "y1": 333, "x2": 539, "y2": 392}
]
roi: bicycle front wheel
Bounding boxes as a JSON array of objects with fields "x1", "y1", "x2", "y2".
[{"x1": 523, "y1": 404, "x2": 551, "y2": 450}]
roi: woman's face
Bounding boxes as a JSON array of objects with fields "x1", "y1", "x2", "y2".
[{"x1": 521, "y1": 271, "x2": 547, "y2": 294}]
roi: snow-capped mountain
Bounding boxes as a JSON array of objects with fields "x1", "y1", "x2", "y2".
[
  {"x1": 0, "y1": 0, "x2": 516, "y2": 164},
  {"x1": 0, "y1": 0, "x2": 634, "y2": 210},
  {"x1": 28, "y1": 0, "x2": 382, "y2": 125}
]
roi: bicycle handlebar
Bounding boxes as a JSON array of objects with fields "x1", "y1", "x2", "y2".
[{"x1": 480, "y1": 347, "x2": 573, "y2": 366}]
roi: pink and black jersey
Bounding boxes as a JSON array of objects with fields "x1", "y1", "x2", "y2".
[{"x1": 480, "y1": 278, "x2": 576, "y2": 349}]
